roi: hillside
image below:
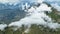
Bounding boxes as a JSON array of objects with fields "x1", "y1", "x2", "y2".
[{"x1": 0, "y1": 0, "x2": 60, "y2": 34}]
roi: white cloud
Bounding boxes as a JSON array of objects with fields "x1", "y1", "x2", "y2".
[
  {"x1": 0, "y1": 0, "x2": 60, "y2": 30},
  {"x1": 21, "y1": 3, "x2": 30, "y2": 10},
  {"x1": 24, "y1": 29, "x2": 30, "y2": 33},
  {"x1": 48, "y1": 23, "x2": 60, "y2": 29},
  {"x1": 0, "y1": 0, "x2": 44, "y2": 5},
  {"x1": 9, "y1": 2, "x2": 60, "y2": 30},
  {"x1": 36, "y1": 0, "x2": 44, "y2": 3},
  {"x1": 36, "y1": 3, "x2": 52, "y2": 11},
  {"x1": 9, "y1": 3, "x2": 53, "y2": 28},
  {"x1": 0, "y1": 0, "x2": 20, "y2": 5},
  {"x1": 0, "y1": 24, "x2": 7, "y2": 30},
  {"x1": 45, "y1": 0, "x2": 60, "y2": 11},
  {"x1": 51, "y1": 3, "x2": 60, "y2": 11},
  {"x1": 46, "y1": 0, "x2": 60, "y2": 2}
]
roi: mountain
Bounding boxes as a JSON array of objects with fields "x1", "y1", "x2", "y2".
[
  {"x1": 0, "y1": 0, "x2": 60, "y2": 34},
  {"x1": 0, "y1": 3, "x2": 27, "y2": 24},
  {"x1": 0, "y1": 1, "x2": 42, "y2": 24}
]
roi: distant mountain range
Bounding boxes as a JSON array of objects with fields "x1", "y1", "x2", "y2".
[
  {"x1": 0, "y1": 1, "x2": 60, "y2": 24},
  {"x1": 0, "y1": 1, "x2": 40, "y2": 24},
  {"x1": 0, "y1": 3, "x2": 27, "y2": 24}
]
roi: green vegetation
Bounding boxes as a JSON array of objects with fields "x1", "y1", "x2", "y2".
[
  {"x1": 0, "y1": 2, "x2": 60, "y2": 34},
  {"x1": 0, "y1": 24, "x2": 60, "y2": 34},
  {"x1": 0, "y1": 30, "x2": 3, "y2": 34},
  {"x1": 13, "y1": 29, "x2": 22, "y2": 34},
  {"x1": 47, "y1": 8, "x2": 60, "y2": 23},
  {"x1": 4, "y1": 27, "x2": 14, "y2": 34}
]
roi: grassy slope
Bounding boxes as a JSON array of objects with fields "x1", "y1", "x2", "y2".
[{"x1": 0, "y1": 24, "x2": 60, "y2": 34}]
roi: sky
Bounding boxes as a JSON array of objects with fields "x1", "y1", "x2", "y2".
[{"x1": 0, "y1": 0, "x2": 60, "y2": 31}]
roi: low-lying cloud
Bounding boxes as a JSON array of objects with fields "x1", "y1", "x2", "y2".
[
  {"x1": 0, "y1": 24, "x2": 7, "y2": 31},
  {"x1": 0, "y1": 0, "x2": 60, "y2": 31},
  {"x1": 9, "y1": 2, "x2": 60, "y2": 30}
]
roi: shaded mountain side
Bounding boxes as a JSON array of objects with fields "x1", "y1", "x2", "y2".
[
  {"x1": 0, "y1": 2, "x2": 44, "y2": 24},
  {"x1": 0, "y1": 1, "x2": 60, "y2": 24},
  {"x1": 43, "y1": 2, "x2": 60, "y2": 23},
  {"x1": 0, "y1": 8, "x2": 26, "y2": 24},
  {"x1": 47, "y1": 8, "x2": 60, "y2": 23},
  {"x1": 0, "y1": 2, "x2": 33, "y2": 24}
]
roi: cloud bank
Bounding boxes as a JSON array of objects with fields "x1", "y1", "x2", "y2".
[
  {"x1": 9, "y1": 2, "x2": 60, "y2": 30},
  {"x1": 0, "y1": 0, "x2": 60, "y2": 31}
]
